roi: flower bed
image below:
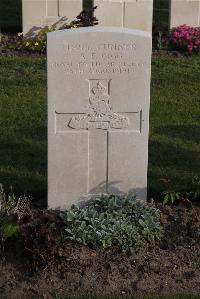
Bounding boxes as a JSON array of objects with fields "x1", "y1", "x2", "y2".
[{"x1": 168, "y1": 24, "x2": 200, "y2": 54}]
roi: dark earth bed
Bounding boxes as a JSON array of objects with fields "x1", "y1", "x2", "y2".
[{"x1": 0, "y1": 204, "x2": 200, "y2": 298}]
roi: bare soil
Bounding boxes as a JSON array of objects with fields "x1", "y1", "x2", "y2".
[{"x1": 0, "y1": 204, "x2": 200, "y2": 298}]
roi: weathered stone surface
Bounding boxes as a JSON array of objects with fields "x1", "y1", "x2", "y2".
[
  {"x1": 170, "y1": 0, "x2": 200, "y2": 28},
  {"x1": 47, "y1": 27, "x2": 151, "y2": 210},
  {"x1": 94, "y1": 0, "x2": 153, "y2": 32},
  {"x1": 22, "y1": 0, "x2": 82, "y2": 35}
]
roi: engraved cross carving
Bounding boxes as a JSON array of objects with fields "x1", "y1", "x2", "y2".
[
  {"x1": 56, "y1": 79, "x2": 142, "y2": 194},
  {"x1": 68, "y1": 79, "x2": 129, "y2": 131}
]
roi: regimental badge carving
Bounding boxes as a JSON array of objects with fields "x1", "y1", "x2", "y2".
[{"x1": 68, "y1": 79, "x2": 129, "y2": 130}]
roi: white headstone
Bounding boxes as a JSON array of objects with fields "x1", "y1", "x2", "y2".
[
  {"x1": 170, "y1": 0, "x2": 200, "y2": 28},
  {"x1": 22, "y1": 0, "x2": 82, "y2": 35},
  {"x1": 47, "y1": 27, "x2": 151, "y2": 210},
  {"x1": 94, "y1": 0, "x2": 153, "y2": 32}
]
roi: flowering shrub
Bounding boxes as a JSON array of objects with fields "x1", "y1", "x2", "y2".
[
  {"x1": 17, "y1": 26, "x2": 55, "y2": 53},
  {"x1": 169, "y1": 24, "x2": 200, "y2": 54}
]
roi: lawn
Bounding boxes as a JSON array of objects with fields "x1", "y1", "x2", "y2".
[
  {"x1": 149, "y1": 56, "x2": 200, "y2": 198},
  {"x1": 0, "y1": 57, "x2": 47, "y2": 203},
  {"x1": 0, "y1": 55, "x2": 199, "y2": 204}
]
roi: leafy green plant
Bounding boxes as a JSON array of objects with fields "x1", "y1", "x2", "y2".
[
  {"x1": 161, "y1": 176, "x2": 200, "y2": 205},
  {"x1": 161, "y1": 190, "x2": 181, "y2": 205},
  {"x1": 160, "y1": 176, "x2": 200, "y2": 222},
  {"x1": 61, "y1": 194, "x2": 163, "y2": 251},
  {"x1": 1, "y1": 222, "x2": 19, "y2": 238},
  {"x1": 188, "y1": 175, "x2": 200, "y2": 200}
]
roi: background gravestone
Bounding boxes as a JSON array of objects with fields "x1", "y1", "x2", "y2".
[
  {"x1": 48, "y1": 27, "x2": 151, "y2": 210},
  {"x1": 22, "y1": 0, "x2": 82, "y2": 35},
  {"x1": 22, "y1": 0, "x2": 153, "y2": 35},
  {"x1": 94, "y1": 0, "x2": 153, "y2": 32},
  {"x1": 170, "y1": 0, "x2": 200, "y2": 28}
]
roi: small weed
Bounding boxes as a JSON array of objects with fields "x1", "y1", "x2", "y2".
[
  {"x1": 153, "y1": 30, "x2": 167, "y2": 50},
  {"x1": 161, "y1": 176, "x2": 200, "y2": 221},
  {"x1": 0, "y1": 184, "x2": 31, "y2": 242},
  {"x1": 161, "y1": 176, "x2": 200, "y2": 205}
]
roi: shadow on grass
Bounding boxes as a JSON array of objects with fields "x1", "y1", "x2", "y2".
[
  {"x1": 1, "y1": 124, "x2": 199, "y2": 204},
  {"x1": 155, "y1": 125, "x2": 200, "y2": 144},
  {"x1": 0, "y1": 126, "x2": 47, "y2": 208},
  {"x1": 149, "y1": 139, "x2": 199, "y2": 170},
  {"x1": 148, "y1": 125, "x2": 200, "y2": 198}
]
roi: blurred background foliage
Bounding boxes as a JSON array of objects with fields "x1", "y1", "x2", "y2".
[{"x1": 0, "y1": 0, "x2": 170, "y2": 33}]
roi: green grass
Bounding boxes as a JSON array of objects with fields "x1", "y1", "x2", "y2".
[
  {"x1": 0, "y1": 57, "x2": 46, "y2": 202},
  {"x1": 149, "y1": 56, "x2": 200, "y2": 198},
  {"x1": 0, "y1": 55, "x2": 199, "y2": 203}
]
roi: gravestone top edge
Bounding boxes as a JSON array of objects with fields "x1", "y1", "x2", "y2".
[{"x1": 47, "y1": 26, "x2": 151, "y2": 38}]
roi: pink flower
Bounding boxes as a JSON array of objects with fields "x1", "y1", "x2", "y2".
[{"x1": 170, "y1": 24, "x2": 200, "y2": 53}]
